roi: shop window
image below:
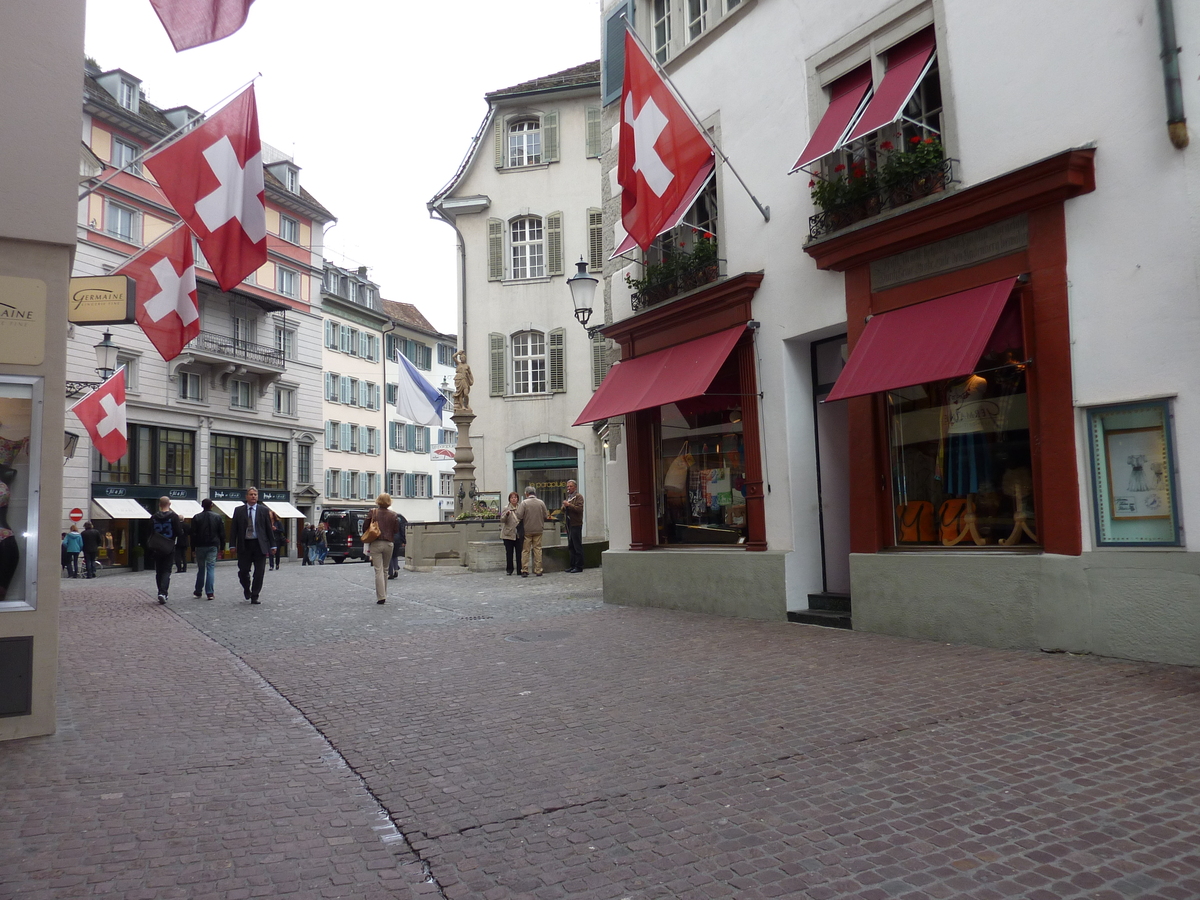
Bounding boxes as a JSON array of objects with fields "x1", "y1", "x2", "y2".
[
  {"x1": 654, "y1": 356, "x2": 748, "y2": 545},
  {"x1": 887, "y1": 307, "x2": 1035, "y2": 548},
  {"x1": 514, "y1": 442, "x2": 578, "y2": 513}
]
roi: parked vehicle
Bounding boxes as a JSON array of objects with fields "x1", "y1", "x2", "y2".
[{"x1": 318, "y1": 509, "x2": 371, "y2": 563}]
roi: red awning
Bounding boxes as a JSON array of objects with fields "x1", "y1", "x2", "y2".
[
  {"x1": 844, "y1": 30, "x2": 936, "y2": 143},
  {"x1": 824, "y1": 277, "x2": 1018, "y2": 402},
  {"x1": 574, "y1": 324, "x2": 746, "y2": 425},
  {"x1": 790, "y1": 68, "x2": 873, "y2": 172}
]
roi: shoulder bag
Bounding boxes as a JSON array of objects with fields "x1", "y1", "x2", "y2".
[{"x1": 361, "y1": 510, "x2": 382, "y2": 544}]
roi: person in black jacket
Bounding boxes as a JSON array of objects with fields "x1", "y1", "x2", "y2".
[
  {"x1": 230, "y1": 486, "x2": 273, "y2": 604},
  {"x1": 145, "y1": 497, "x2": 183, "y2": 604},
  {"x1": 80, "y1": 521, "x2": 102, "y2": 579},
  {"x1": 190, "y1": 499, "x2": 226, "y2": 600}
]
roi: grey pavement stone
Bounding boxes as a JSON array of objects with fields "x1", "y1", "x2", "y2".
[{"x1": 2, "y1": 560, "x2": 1198, "y2": 899}]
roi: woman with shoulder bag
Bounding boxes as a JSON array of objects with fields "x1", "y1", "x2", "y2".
[{"x1": 364, "y1": 493, "x2": 400, "y2": 605}]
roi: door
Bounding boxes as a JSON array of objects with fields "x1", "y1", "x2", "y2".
[{"x1": 812, "y1": 336, "x2": 850, "y2": 594}]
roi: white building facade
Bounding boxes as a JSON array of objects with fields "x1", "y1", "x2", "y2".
[
  {"x1": 430, "y1": 62, "x2": 610, "y2": 535},
  {"x1": 593, "y1": 0, "x2": 1200, "y2": 665}
]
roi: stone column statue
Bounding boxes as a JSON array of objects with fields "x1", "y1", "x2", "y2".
[{"x1": 452, "y1": 350, "x2": 473, "y2": 412}]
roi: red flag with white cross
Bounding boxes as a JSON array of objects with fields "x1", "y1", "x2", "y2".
[
  {"x1": 145, "y1": 85, "x2": 266, "y2": 292},
  {"x1": 617, "y1": 26, "x2": 715, "y2": 253},
  {"x1": 70, "y1": 369, "x2": 128, "y2": 465},
  {"x1": 119, "y1": 225, "x2": 199, "y2": 362},
  {"x1": 149, "y1": 0, "x2": 257, "y2": 52}
]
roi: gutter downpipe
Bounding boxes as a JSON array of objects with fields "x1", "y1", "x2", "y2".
[
  {"x1": 428, "y1": 202, "x2": 469, "y2": 355},
  {"x1": 382, "y1": 318, "x2": 396, "y2": 499},
  {"x1": 1157, "y1": 0, "x2": 1189, "y2": 148}
]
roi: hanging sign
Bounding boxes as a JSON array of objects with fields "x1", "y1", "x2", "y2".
[{"x1": 68, "y1": 275, "x2": 136, "y2": 325}]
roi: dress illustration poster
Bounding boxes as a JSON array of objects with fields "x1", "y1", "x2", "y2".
[{"x1": 1105, "y1": 427, "x2": 1170, "y2": 519}]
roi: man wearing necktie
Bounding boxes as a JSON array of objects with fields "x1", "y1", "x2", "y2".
[{"x1": 231, "y1": 485, "x2": 273, "y2": 604}]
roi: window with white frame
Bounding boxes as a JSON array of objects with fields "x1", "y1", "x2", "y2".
[
  {"x1": 279, "y1": 215, "x2": 300, "y2": 244},
  {"x1": 653, "y1": 0, "x2": 672, "y2": 62},
  {"x1": 116, "y1": 354, "x2": 139, "y2": 393},
  {"x1": 389, "y1": 421, "x2": 405, "y2": 452},
  {"x1": 284, "y1": 166, "x2": 299, "y2": 193},
  {"x1": 298, "y1": 443, "x2": 312, "y2": 484},
  {"x1": 276, "y1": 266, "x2": 299, "y2": 298},
  {"x1": 413, "y1": 473, "x2": 430, "y2": 499},
  {"x1": 112, "y1": 137, "x2": 141, "y2": 175},
  {"x1": 230, "y1": 379, "x2": 253, "y2": 409},
  {"x1": 324, "y1": 319, "x2": 338, "y2": 349},
  {"x1": 386, "y1": 383, "x2": 397, "y2": 406},
  {"x1": 232, "y1": 315, "x2": 254, "y2": 348},
  {"x1": 343, "y1": 470, "x2": 354, "y2": 499},
  {"x1": 644, "y1": 0, "x2": 748, "y2": 62},
  {"x1": 440, "y1": 473, "x2": 454, "y2": 496},
  {"x1": 275, "y1": 326, "x2": 296, "y2": 360},
  {"x1": 366, "y1": 427, "x2": 378, "y2": 455},
  {"x1": 119, "y1": 79, "x2": 137, "y2": 110},
  {"x1": 508, "y1": 119, "x2": 542, "y2": 167},
  {"x1": 512, "y1": 331, "x2": 546, "y2": 395},
  {"x1": 366, "y1": 472, "x2": 379, "y2": 499},
  {"x1": 274, "y1": 386, "x2": 296, "y2": 416},
  {"x1": 437, "y1": 343, "x2": 455, "y2": 367},
  {"x1": 326, "y1": 468, "x2": 341, "y2": 498},
  {"x1": 105, "y1": 200, "x2": 138, "y2": 242},
  {"x1": 388, "y1": 471, "x2": 404, "y2": 497},
  {"x1": 178, "y1": 371, "x2": 202, "y2": 402},
  {"x1": 326, "y1": 373, "x2": 340, "y2": 402},
  {"x1": 687, "y1": 0, "x2": 708, "y2": 40},
  {"x1": 365, "y1": 382, "x2": 378, "y2": 410},
  {"x1": 325, "y1": 420, "x2": 340, "y2": 450},
  {"x1": 510, "y1": 217, "x2": 545, "y2": 279},
  {"x1": 348, "y1": 377, "x2": 359, "y2": 406}
]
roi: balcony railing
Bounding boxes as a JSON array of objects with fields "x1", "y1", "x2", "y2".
[
  {"x1": 808, "y1": 157, "x2": 958, "y2": 241},
  {"x1": 629, "y1": 256, "x2": 726, "y2": 312},
  {"x1": 187, "y1": 331, "x2": 285, "y2": 368}
]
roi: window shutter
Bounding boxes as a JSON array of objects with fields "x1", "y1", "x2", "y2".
[
  {"x1": 602, "y1": 1, "x2": 631, "y2": 105},
  {"x1": 325, "y1": 421, "x2": 333, "y2": 450},
  {"x1": 422, "y1": 427, "x2": 430, "y2": 452},
  {"x1": 341, "y1": 422, "x2": 352, "y2": 450},
  {"x1": 588, "y1": 208, "x2": 604, "y2": 272},
  {"x1": 487, "y1": 218, "x2": 504, "y2": 281},
  {"x1": 406, "y1": 473, "x2": 416, "y2": 498},
  {"x1": 494, "y1": 115, "x2": 505, "y2": 168},
  {"x1": 546, "y1": 211, "x2": 563, "y2": 276},
  {"x1": 489, "y1": 332, "x2": 506, "y2": 396},
  {"x1": 586, "y1": 107, "x2": 602, "y2": 158},
  {"x1": 592, "y1": 334, "x2": 610, "y2": 390},
  {"x1": 324, "y1": 319, "x2": 334, "y2": 348},
  {"x1": 421, "y1": 345, "x2": 432, "y2": 370},
  {"x1": 542, "y1": 110, "x2": 559, "y2": 162},
  {"x1": 324, "y1": 372, "x2": 332, "y2": 399},
  {"x1": 359, "y1": 381, "x2": 368, "y2": 407},
  {"x1": 548, "y1": 327, "x2": 566, "y2": 393},
  {"x1": 406, "y1": 424, "x2": 416, "y2": 450},
  {"x1": 374, "y1": 384, "x2": 381, "y2": 410}
]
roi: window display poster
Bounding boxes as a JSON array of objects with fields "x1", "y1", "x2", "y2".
[
  {"x1": 0, "y1": 383, "x2": 34, "y2": 603},
  {"x1": 1088, "y1": 400, "x2": 1180, "y2": 546}
]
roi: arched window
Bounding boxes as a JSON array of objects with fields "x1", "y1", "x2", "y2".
[
  {"x1": 508, "y1": 119, "x2": 541, "y2": 166},
  {"x1": 510, "y1": 216, "x2": 545, "y2": 279},
  {"x1": 512, "y1": 331, "x2": 546, "y2": 394}
]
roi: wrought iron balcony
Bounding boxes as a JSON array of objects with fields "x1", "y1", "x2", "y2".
[
  {"x1": 808, "y1": 157, "x2": 958, "y2": 241},
  {"x1": 186, "y1": 330, "x2": 285, "y2": 370}
]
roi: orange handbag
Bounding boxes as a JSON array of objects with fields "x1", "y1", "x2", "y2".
[
  {"x1": 895, "y1": 501, "x2": 935, "y2": 542},
  {"x1": 938, "y1": 499, "x2": 969, "y2": 544}
]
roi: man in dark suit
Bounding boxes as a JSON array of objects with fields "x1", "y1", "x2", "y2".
[{"x1": 230, "y1": 486, "x2": 273, "y2": 604}]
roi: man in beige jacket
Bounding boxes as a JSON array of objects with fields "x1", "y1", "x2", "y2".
[{"x1": 515, "y1": 486, "x2": 552, "y2": 577}]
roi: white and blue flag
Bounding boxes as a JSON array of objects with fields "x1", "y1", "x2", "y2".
[{"x1": 396, "y1": 352, "x2": 448, "y2": 427}]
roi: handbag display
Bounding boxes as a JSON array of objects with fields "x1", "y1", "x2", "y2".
[
  {"x1": 361, "y1": 512, "x2": 381, "y2": 544},
  {"x1": 895, "y1": 501, "x2": 935, "y2": 543},
  {"x1": 938, "y1": 499, "x2": 968, "y2": 545}
]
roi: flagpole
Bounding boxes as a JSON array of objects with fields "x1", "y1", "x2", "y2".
[
  {"x1": 108, "y1": 220, "x2": 190, "y2": 274},
  {"x1": 78, "y1": 74, "x2": 262, "y2": 201},
  {"x1": 624, "y1": 20, "x2": 770, "y2": 223}
]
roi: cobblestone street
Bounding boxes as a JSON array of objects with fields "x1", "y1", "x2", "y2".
[{"x1": 2, "y1": 560, "x2": 1198, "y2": 899}]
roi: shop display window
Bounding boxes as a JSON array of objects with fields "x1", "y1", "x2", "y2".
[
  {"x1": 886, "y1": 305, "x2": 1037, "y2": 547},
  {"x1": 654, "y1": 358, "x2": 748, "y2": 545}
]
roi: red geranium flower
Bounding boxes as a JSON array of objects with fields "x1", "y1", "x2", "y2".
[
  {"x1": 880, "y1": 140, "x2": 894, "y2": 150},
  {"x1": 703, "y1": 231, "x2": 713, "y2": 239},
  {"x1": 924, "y1": 137, "x2": 935, "y2": 144},
  {"x1": 834, "y1": 163, "x2": 846, "y2": 172},
  {"x1": 910, "y1": 135, "x2": 922, "y2": 144},
  {"x1": 808, "y1": 179, "x2": 816, "y2": 188}
]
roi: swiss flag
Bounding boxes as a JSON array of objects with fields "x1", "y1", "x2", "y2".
[
  {"x1": 618, "y1": 27, "x2": 715, "y2": 253},
  {"x1": 119, "y1": 226, "x2": 199, "y2": 362},
  {"x1": 149, "y1": 0, "x2": 257, "y2": 52},
  {"x1": 145, "y1": 86, "x2": 266, "y2": 292},
  {"x1": 70, "y1": 369, "x2": 128, "y2": 465}
]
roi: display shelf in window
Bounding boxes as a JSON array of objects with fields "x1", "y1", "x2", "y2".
[{"x1": 1087, "y1": 400, "x2": 1181, "y2": 547}]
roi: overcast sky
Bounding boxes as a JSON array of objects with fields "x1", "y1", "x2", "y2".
[{"x1": 84, "y1": 0, "x2": 604, "y2": 335}]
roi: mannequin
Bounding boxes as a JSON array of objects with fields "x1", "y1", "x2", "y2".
[
  {"x1": 1000, "y1": 466, "x2": 1038, "y2": 545},
  {"x1": 940, "y1": 374, "x2": 995, "y2": 546}
]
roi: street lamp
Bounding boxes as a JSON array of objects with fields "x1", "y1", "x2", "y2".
[
  {"x1": 566, "y1": 258, "x2": 603, "y2": 336},
  {"x1": 65, "y1": 329, "x2": 123, "y2": 398}
]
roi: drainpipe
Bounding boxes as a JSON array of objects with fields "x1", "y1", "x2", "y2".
[
  {"x1": 429, "y1": 203, "x2": 469, "y2": 356},
  {"x1": 382, "y1": 319, "x2": 396, "y2": 499},
  {"x1": 1157, "y1": 0, "x2": 1189, "y2": 148}
]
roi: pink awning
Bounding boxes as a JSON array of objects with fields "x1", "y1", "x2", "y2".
[
  {"x1": 824, "y1": 277, "x2": 1018, "y2": 402},
  {"x1": 574, "y1": 325, "x2": 746, "y2": 425},
  {"x1": 844, "y1": 30, "x2": 936, "y2": 143},
  {"x1": 790, "y1": 67, "x2": 873, "y2": 172}
]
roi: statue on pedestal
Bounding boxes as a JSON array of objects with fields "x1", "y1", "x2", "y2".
[{"x1": 452, "y1": 350, "x2": 473, "y2": 412}]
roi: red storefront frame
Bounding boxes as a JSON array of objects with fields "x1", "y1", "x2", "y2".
[
  {"x1": 805, "y1": 148, "x2": 1095, "y2": 556},
  {"x1": 602, "y1": 273, "x2": 767, "y2": 551}
]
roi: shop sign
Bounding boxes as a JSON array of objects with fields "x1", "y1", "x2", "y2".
[
  {"x1": 0, "y1": 275, "x2": 46, "y2": 365},
  {"x1": 67, "y1": 275, "x2": 136, "y2": 324},
  {"x1": 211, "y1": 488, "x2": 290, "y2": 501},
  {"x1": 870, "y1": 216, "x2": 1029, "y2": 292},
  {"x1": 92, "y1": 484, "x2": 198, "y2": 500}
]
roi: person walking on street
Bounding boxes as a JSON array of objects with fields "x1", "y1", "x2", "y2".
[
  {"x1": 80, "y1": 521, "x2": 101, "y2": 579},
  {"x1": 315, "y1": 522, "x2": 328, "y2": 564},
  {"x1": 301, "y1": 522, "x2": 318, "y2": 566},
  {"x1": 190, "y1": 498, "x2": 225, "y2": 600},
  {"x1": 515, "y1": 486, "x2": 551, "y2": 577},
  {"x1": 146, "y1": 497, "x2": 183, "y2": 604},
  {"x1": 173, "y1": 518, "x2": 190, "y2": 573},
  {"x1": 387, "y1": 512, "x2": 408, "y2": 580},
  {"x1": 268, "y1": 512, "x2": 284, "y2": 570},
  {"x1": 562, "y1": 479, "x2": 584, "y2": 573},
  {"x1": 231, "y1": 486, "x2": 273, "y2": 604},
  {"x1": 62, "y1": 525, "x2": 83, "y2": 578},
  {"x1": 500, "y1": 491, "x2": 523, "y2": 576},
  {"x1": 364, "y1": 493, "x2": 401, "y2": 604}
]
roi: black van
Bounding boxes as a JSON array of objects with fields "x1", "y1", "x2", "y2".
[{"x1": 319, "y1": 508, "x2": 371, "y2": 563}]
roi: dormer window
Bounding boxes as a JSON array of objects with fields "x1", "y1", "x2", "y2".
[
  {"x1": 284, "y1": 167, "x2": 298, "y2": 193},
  {"x1": 119, "y1": 80, "x2": 138, "y2": 111}
]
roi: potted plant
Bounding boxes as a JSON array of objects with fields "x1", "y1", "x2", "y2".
[
  {"x1": 809, "y1": 161, "x2": 879, "y2": 228},
  {"x1": 625, "y1": 233, "x2": 721, "y2": 304},
  {"x1": 877, "y1": 136, "x2": 946, "y2": 204},
  {"x1": 130, "y1": 544, "x2": 144, "y2": 572}
]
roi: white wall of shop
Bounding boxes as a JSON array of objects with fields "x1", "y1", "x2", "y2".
[{"x1": 443, "y1": 89, "x2": 607, "y2": 537}]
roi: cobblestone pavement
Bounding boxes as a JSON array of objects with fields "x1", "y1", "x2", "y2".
[{"x1": 4, "y1": 559, "x2": 1199, "y2": 899}]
